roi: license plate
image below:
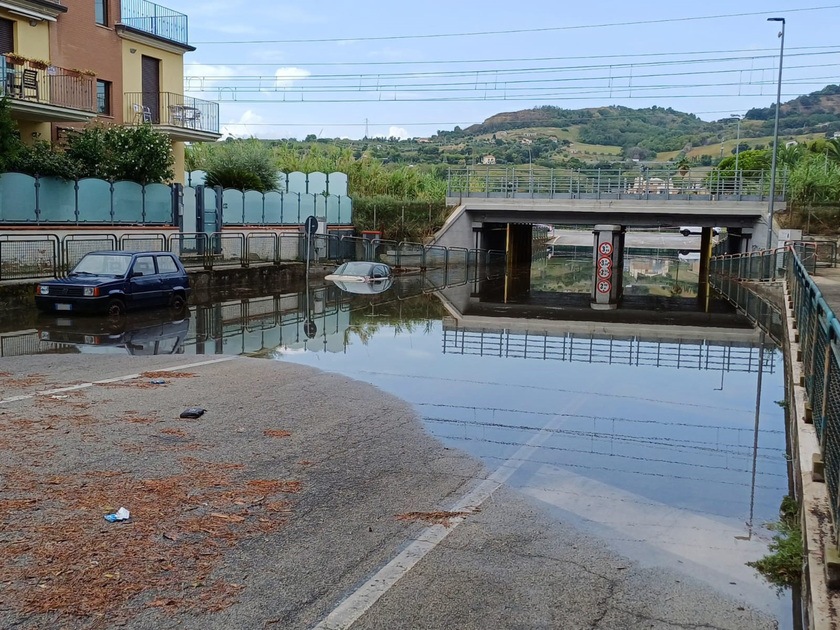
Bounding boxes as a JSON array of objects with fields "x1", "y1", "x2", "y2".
[{"x1": 55, "y1": 304, "x2": 72, "y2": 311}]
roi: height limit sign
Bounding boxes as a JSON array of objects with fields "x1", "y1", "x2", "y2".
[
  {"x1": 598, "y1": 242, "x2": 613, "y2": 256},
  {"x1": 597, "y1": 279, "x2": 612, "y2": 294}
]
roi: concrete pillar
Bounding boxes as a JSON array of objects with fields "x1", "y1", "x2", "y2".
[
  {"x1": 591, "y1": 224, "x2": 625, "y2": 310},
  {"x1": 697, "y1": 227, "x2": 713, "y2": 312}
]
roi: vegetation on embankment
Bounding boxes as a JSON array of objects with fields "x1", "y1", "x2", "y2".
[{"x1": 747, "y1": 496, "x2": 803, "y2": 593}]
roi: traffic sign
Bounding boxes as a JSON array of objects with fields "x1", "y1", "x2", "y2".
[
  {"x1": 598, "y1": 242, "x2": 613, "y2": 256},
  {"x1": 598, "y1": 256, "x2": 612, "y2": 269},
  {"x1": 304, "y1": 320, "x2": 317, "y2": 339},
  {"x1": 304, "y1": 215, "x2": 319, "y2": 236},
  {"x1": 597, "y1": 266, "x2": 612, "y2": 279},
  {"x1": 597, "y1": 280, "x2": 612, "y2": 293}
]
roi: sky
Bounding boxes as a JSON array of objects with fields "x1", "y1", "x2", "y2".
[{"x1": 172, "y1": 1, "x2": 840, "y2": 140}]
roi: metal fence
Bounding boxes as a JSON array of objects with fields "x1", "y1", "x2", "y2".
[
  {"x1": 447, "y1": 167, "x2": 788, "y2": 202},
  {"x1": 0, "y1": 231, "x2": 508, "y2": 280},
  {"x1": 0, "y1": 237, "x2": 59, "y2": 281},
  {"x1": 442, "y1": 327, "x2": 776, "y2": 373},
  {"x1": 711, "y1": 243, "x2": 840, "y2": 546}
]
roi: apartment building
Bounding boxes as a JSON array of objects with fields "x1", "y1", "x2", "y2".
[{"x1": 1, "y1": 0, "x2": 219, "y2": 182}]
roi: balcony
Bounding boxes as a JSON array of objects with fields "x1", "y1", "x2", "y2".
[
  {"x1": 1, "y1": 56, "x2": 97, "y2": 123},
  {"x1": 125, "y1": 92, "x2": 220, "y2": 142},
  {"x1": 119, "y1": 0, "x2": 189, "y2": 47}
]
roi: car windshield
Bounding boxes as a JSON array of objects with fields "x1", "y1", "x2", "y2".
[
  {"x1": 71, "y1": 254, "x2": 131, "y2": 277},
  {"x1": 334, "y1": 262, "x2": 374, "y2": 276}
]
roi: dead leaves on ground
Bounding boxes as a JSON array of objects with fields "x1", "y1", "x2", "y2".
[
  {"x1": 0, "y1": 460, "x2": 303, "y2": 622},
  {"x1": 395, "y1": 510, "x2": 478, "y2": 528},
  {"x1": 263, "y1": 429, "x2": 291, "y2": 438}
]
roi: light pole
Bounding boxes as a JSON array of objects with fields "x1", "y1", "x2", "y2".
[
  {"x1": 731, "y1": 114, "x2": 742, "y2": 180},
  {"x1": 527, "y1": 146, "x2": 533, "y2": 195},
  {"x1": 766, "y1": 17, "x2": 786, "y2": 249}
]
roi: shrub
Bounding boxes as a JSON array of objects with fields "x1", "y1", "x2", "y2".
[
  {"x1": 8, "y1": 124, "x2": 173, "y2": 184},
  {"x1": 0, "y1": 97, "x2": 21, "y2": 172},
  {"x1": 746, "y1": 496, "x2": 803, "y2": 593},
  {"x1": 201, "y1": 139, "x2": 277, "y2": 192}
]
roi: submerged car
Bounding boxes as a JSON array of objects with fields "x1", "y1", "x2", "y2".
[
  {"x1": 325, "y1": 261, "x2": 392, "y2": 283},
  {"x1": 35, "y1": 251, "x2": 190, "y2": 316}
]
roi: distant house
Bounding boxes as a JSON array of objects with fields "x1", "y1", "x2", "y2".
[
  {"x1": 416, "y1": 138, "x2": 431, "y2": 144},
  {"x1": 786, "y1": 140, "x2": 799, "y2": 148},
  {"x1": 833, "y1": 131, "x2": 840, "y2": 139},
  {"x1": 481, "y1": 155, "x2": 496, "y2": 165},
  {"x1": 520, "y1": 138, "x2": 533, "y2": 145}
]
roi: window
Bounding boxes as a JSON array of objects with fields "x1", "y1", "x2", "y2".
[
  {"x1": 132, "y1": 256, "x2": 156, "y2": 276},
  {"x1": 96, "y1": 80, "x2": 111, "y2": 115},
  {"x1": 0, "y1": 18, "x2": 13, "y2": 56},
  {"x1": 95, "y1": 0, "x2": 108, "y2": 25},
  {"x1": 156, "y1": 256, "x2": 178, "y2": 274}
]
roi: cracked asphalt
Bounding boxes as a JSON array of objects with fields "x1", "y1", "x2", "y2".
[{"x1": 0, "y1": 354, "x2": 778, "y2": 629}]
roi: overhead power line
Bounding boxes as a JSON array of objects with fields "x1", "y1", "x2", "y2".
[
  {"x1": 185, "y1": 45, "x2": 840, "y2": 68},
  {"x1": 193, "y1": 5, "x2": 840, "y2": 44}
]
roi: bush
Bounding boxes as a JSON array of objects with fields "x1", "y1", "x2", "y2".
[
  {"x1": 352, "y1": 196, "x2": 449, "y2": 240},
  {"x1": 8, "y1": 124, "x2": 174, "y2": 184},
  {"x1": 11, "y1": 141, "x2": 80, "y2": 179},
  {"x1": 746, "y1": 496, "x2": 803, "y2": 593},
  {"x1": 0, "y1": 97, "x2": 21, "y2": 172},
  {"x1": 201, "y1": 139, "x2": 278, "y2": 192}
]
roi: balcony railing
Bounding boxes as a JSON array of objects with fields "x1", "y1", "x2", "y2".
[
  {"x1": 120, "y1": 0, "x2": 188, "y2": 46},
  {"x1": 1, "y1": 57, "x2": 96, "y2": 113},
  {"x1": 125, "y1": 92, "x2": 219, "y2": 135}
]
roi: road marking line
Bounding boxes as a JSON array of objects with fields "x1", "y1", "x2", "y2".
[
  {"x1": 0, "y1": 356, "x2": 237, "y2": 405},
  {"x1": 313, "y1": 396, "x2": 584, "y2": 630}
]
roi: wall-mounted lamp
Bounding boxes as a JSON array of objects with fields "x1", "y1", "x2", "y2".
[
  {"x1": 29, "y1": 19, "x2": 38, "y2": 26},
  {"x1": 129, "y1": 48, "x2": 137, "y2": 54},
  {"x1": 31, "y1": 132, "x2": 41, "y2": 139}
]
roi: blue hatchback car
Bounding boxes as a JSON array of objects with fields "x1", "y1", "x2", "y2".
[{"x1": 35, "y1": 251, "x2": 191, "y2": 316}]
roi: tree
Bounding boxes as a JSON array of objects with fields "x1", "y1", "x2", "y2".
[{"x1": 0, "y1": 98, "x2": 21, "y2": 172}]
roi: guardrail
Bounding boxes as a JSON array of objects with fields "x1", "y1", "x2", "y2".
[
  {"x1": 0, "y1": 231, "x2": 508, "y2": 280},
  {"x1": 711, "y1": 243, "x2": 840, "y2": 547},
  {"x1": 447, "y1": 167, "x2": 788, "y2": 202}
]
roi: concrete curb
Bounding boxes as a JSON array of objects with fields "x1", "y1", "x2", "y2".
[{"x1": 784, "y1": 282, "x2": 839, "y2": 630}]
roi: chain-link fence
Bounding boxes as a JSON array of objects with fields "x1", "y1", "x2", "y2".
[{"x1": 711, "y1": 242, "x2": 840, "y2": 546}]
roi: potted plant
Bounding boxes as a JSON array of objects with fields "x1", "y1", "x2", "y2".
[
  {"x1": 676, "y1": 158, "x2": 691, "y2": 176},
  {"x1": 4, "y1": 52, "x2": 28, "y2": 67},
  {"x1": 28, "y1": 58, "x2": 50, "y2": 70}
]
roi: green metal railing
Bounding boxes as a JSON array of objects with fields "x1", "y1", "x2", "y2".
[{"x1": 711, "y1": 243, "x2": 840, "y2": 545}]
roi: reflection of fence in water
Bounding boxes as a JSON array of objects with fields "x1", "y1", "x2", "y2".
[{"x1": 442, "y1": 328, "x2": 775, "y2": 373}]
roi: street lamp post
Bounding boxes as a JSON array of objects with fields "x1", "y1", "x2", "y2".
[
  {"x1": 527, "y1": 146, "x2": 533, "y2": 195},
  {"x1": 731, "y1": 114, "x2": 742, "y2": 191},
  {"x1": 766, "y1": 17, "x2": 786, "y2": 249}
]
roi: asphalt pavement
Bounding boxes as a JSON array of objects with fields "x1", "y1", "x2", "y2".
[{"x1": 0, "y1": 354, "x2": 778, "y2": 629}]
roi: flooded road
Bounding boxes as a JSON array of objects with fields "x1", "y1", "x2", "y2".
[{"x1": 1, "y1": 254, "x2": 793, "y2": 628}]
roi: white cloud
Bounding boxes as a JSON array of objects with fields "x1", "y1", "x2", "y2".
[
  {"x1": 184, "y1": 63, "x2": 237, "y2": 94},
  {"x1": 388, "y1": 126, "x2": 410, "y2": 140},
  {"x1": 274, "y1": 67, "x2": 311, "y2": 89},
  {"x1": 220, "y1": 110, "x2": 264, "y2": 139}
]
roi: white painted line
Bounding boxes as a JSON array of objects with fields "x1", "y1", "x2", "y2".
[
  {"x1": 312, "y1": 396, "x2": 584, "y2": 630},
  {"x1": 0, "y1": 356, "x2": 238, "y2": 405}
]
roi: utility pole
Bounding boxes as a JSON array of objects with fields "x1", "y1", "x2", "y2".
[
  {"x1": 364, "y1": 118, "x2": 369, "y2": 140},
  {"x1": 732, "y1": 114, "x2": 742, "y2": 192},
  {"x1": 766, "y1": 17, "x2": 786, "y2": 249}
]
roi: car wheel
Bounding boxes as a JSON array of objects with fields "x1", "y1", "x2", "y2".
[
  {"x1": 171, "y1": 293, "x2": 186, "y2": 310},
  {"x1": 106, "y1": 298, "x2": 126, "y2": 317}
]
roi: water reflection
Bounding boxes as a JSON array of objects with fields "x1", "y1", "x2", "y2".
[{"x1": 0, "y1": 262, "x2": 791, "y2": 627}]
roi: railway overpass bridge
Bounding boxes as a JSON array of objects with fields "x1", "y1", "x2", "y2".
[{"x1": 437, "y1": 167, "x2": 787, "y2": 310}]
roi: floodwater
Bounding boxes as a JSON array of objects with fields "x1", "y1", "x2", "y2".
[{"x1": 1, "y1": 252, "x2": 793, "y2": 628}]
